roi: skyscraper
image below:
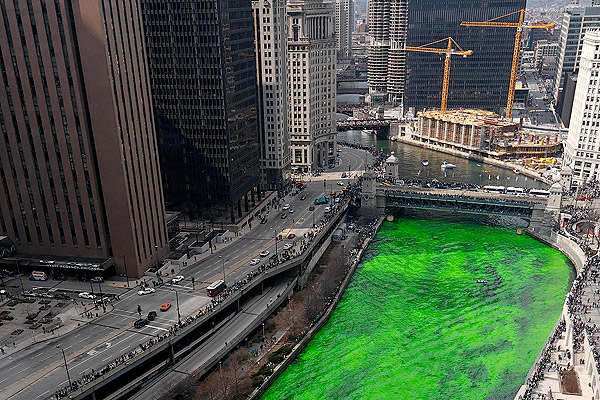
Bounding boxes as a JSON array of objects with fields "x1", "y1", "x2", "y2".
[
  {"x1": 404, "y1": 0, "x2": 525, "y2": 113},
  {"x1": 0, "y1": 0, "x2": 168, "y2": 278},
  {"x1": 335, "y1": 0, "x2": 354, "y2": 58},
  {"x1": 142, "y1": 0, "x2": 261, "y2": 222},
  {"x1": 287, "y1": 0, "x2": 337, "y2": 171},
  {"x1": 563, "y1": 30, "x2": 600, "y2": 186},
  {"x1": 553, "y1": 5, "x2": 600, "y2": 104},
  {"x1": 253, "y1": 0, "x2": 292, "y2": 191}
]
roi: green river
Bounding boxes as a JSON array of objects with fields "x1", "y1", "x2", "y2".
[{"x1": 261, "y1": 216, "x2": 573, "y2": 400}]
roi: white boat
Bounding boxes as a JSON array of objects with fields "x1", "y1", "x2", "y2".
[
  {"x1": 362, "y1": 129, "x2": 376, "y2": 135},
  {"x1": 513, "y1": 168, "x2": 521, "y2": 174},
  {"x1": 441, "y1": 161, "x2": 456, "y2": 169},
  {"x1": 477, "y1": 279, "x2": 488, "y2": 284},
  {"x1": 422, "y1": 160, "x2": 429, "y2": 166}
]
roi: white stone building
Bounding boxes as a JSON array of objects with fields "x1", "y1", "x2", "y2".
[
  {"x1": 563, "y1": 30, "x2": 600, "y2": 186},
  {"x1": 287, "y1": 0, "x2": 337, "y2": 171},
  {"x1": 253, "y1": 0, "x2": 292, "y2": 191}
]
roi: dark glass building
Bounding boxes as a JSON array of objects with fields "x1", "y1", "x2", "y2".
[
  {"x1": 405, "y1": 0, "x2": 526, "y2": 113},
  {"x1": 142, "y1": 0, "x2": 261, "y2": 222}
]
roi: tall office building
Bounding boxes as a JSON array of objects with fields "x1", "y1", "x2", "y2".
[
  {"x1": 253, "y1": 0, "x2": 292, "y2": 191},
  {"x1": 404, "y1": 0, "x2": 525, "y2": 113},
  {"x1": 335, "y1": 0, "x2": 354, "y2": 58},
  {"x1": 142, "y1": 0, "x2": 261, "y2": 222},
  {"x1": 553, "y1": 5, "x2": 600, "y2": 104},
  {"x1": 287, "y1": 0, "x2": 337, "y2": 171},
  {"x1": 0, "y1": 0, "x2": 168, "y2": 278},
  {"x1": 564, "y1": 30, "x2": 600, "y2": 185}
]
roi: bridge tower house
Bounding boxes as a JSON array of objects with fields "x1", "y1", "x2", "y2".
[
  {"x1": 385, "y1": 152, "x2": 399, "y2": 182},
  {"x1": 560, "y1": 166, "x2": 573, "y2": 191},
  {"x1": 362, "y1": 171, "x2": 377, "y2": 209}
]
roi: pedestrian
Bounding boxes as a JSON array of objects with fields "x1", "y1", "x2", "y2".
[{"x1": 1, "y1": 347, "x2": 4, "y2": 355}]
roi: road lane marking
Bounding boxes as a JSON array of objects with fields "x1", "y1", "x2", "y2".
[
  {"x1": 70, "y1": 333, "x2": 136, "y2": 370},
  {"x1": 17, "y1": 367, "x2": 29, "y2": 374},
  {"x1": 37, "y1": 390, "x2": 49, "y2": 398},
  {"x1": 8, "y1": 364, "x2": 19, "y2": 370},
  {"x1": 147, "y1": 325, "x2": 168, "y2": 332}
]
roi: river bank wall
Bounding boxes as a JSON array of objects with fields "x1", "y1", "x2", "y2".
[{"x1": 249, "y1": 217, "x2": 385, "y2": 400}]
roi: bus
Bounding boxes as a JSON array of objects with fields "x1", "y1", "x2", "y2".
[
  {"x1": 506, "y1": 187, "x2": 525, "y2": 196},
  {"x1": 207, "y1": 280, "x2": 226, "y2": 297},
  {"x1": 483, "y1": 185, "x2": 506, "y2": 194},
  {"x1": 29, "y1": 271, "x2": 47, "y2": 281},
  {"x1": 529, "y1": 189, "x2": 550, "y2": 198}
]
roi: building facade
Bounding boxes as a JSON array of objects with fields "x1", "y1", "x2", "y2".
[
  {"x1": 253, "y1": 0, "x2": 292, "y2": 191},
  {"x1": 564, "y1": 30, "x2": 600, "y2": 186},
  {"x1": 287, "y1": 0, "x2": 337, "y2": 172},
  {"x1": 553, "y1": 5, "x2": 600, "y2": 103},
  {"x1": 142, "y1": 0, "x2": 261, "y2": 222},
  {"x1": 0, "y1": 0, "x2": 169, "y2": 278},
  {"x1": 366, "y1": 0, "x2": 407, "y2": 103},
  {"x1": 335, "y1": 0, "x2": 354, "y2": 58},
  {"x1": 404, "y1": 0, "x2": 525, "y2": 113},
  {"x1": 534, "y1": 40, "x2": 559, "y2": 72}
]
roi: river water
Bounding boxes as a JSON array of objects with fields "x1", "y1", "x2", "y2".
[
  {"x1": 261, "y1": 214, "x2": 573, "y2": 400},
  {"x1": 337, "y1": 131, "x2": 546, "y2": 189}
]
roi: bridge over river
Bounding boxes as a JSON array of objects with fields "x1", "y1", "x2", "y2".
[{"x1": 377, "y1": 187, "x2": 547, "y2": 220}]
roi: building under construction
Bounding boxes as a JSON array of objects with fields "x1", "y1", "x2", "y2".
[{"x1": 412, "y1": 109, "x2": 561, "y2": 159}]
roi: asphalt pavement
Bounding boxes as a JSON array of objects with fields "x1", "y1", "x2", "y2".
[{"x1": 0, "y1": 146, "x2": 367, "y2": 399}]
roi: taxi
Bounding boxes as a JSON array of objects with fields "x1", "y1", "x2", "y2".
[{"x1": 160, "y1": 302, "x2": 172, "y2": 312}]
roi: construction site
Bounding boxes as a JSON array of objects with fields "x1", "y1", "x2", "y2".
[{"x1": 408, "y1": 109, "x2": 561, "y2": 160}]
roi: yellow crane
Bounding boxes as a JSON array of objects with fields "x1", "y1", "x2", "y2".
[
  {"x1": 404, "y1": 37, "x2": 473, "y2": 113},
  {"x1": 460, "y1": 9, "x2": 555, "y2": 120}
]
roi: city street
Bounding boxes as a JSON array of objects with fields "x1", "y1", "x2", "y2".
[{"x1": 0, "y1": 146, "x2": 367, "y2": 399}]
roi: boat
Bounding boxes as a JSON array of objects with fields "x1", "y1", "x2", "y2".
[
  {"x1": 477, "y1": 164, "x2": 482, "y2": 167},
  {"x1": 422, "y1": 160, "x2": 429, "y2": 166},
  {"x1": 513, "y1": 169, "x2": 521, "y2": 174},
  {"x1": 441, "y1": 161, "x2": 456, "y2": 169},
  {"x1": 362, "y1": 129, "x2": 376, "y2": 135},
  {"x1": 477, "y1": 279, "x2": 488, "y2": 284}
]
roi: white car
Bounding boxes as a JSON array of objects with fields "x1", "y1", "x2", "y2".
[
  {"x1": 260, "y1": 250, "x2": 270, "y2": 257},
  {"x1": 282, "y1": 204, "x2": 290, "y2": 210},
  {"x1": 171, "y1": 275, "x2": 185, "y2": 284},
  {"x1": 337, "y1": 181, "x2": 345, "y2": 186},
  {"x1": 249, "y1": 258, "x2": 261, "y2": 266},
  {"x1": 137, "y1": 288, "x2": 156, "y2": 296},
  {"x1": 288, "y1": 209, "x2": 294, "y2": 213},
  {"x1": 78, "y1": 292, "x2": 96, "y2": 300},
  {"x1": 283, "y1": 243, "x2": 293, "y2": 251},
  {"x1": 324, "y1": 207, "x2": 331, "y2": 213}
]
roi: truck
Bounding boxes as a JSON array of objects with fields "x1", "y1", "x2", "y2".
[
  {"x1": 314, "y1": 197, "x2": 329, "y2": 205},
  {"x1": 29, "y1": 271, "x2": 47, "y2": 281}
]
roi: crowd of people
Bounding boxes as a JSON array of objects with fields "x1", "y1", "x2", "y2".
[
  {"x1": 519, "y1": 204, "x2": 600, "y2": 399},
  {"x1": 52, "y1": 182, "x2": 360, "y2": 399}
]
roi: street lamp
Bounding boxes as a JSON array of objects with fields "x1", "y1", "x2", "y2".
[
  {"x1": 175, "y1": 290, "x2": 181, "y2": 325},
  {"x1": 218, "y1": 255, "x2": 226, "y2": 285},
  {"x1": 15, "y1": 258, "x2": 24, "y2": 294},
  {"x1": 56, "y1": 345, "x2": 72, "y2": 390},
  {"x1": 121, "y1": 254, "x2": 129, "y2": 287},
  {"x1": 272, "y1": 228, "x2": 278, "y2": 257}
]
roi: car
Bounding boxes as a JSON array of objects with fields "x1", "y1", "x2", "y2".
[
  {"x1": 134, "y1": 319, "x2": 148, "y2": 329},
  {"x1": 324, "y1": 207, "x2": 331, "y2": 213},
  {"x1": 282, "y1": 204, "x2": 290, "y2": 210},
  {"x1": 78, "y1": 292, "x2": 96, "y2": 300},
  {"x1": 160, "y1": 303, "x2": 172, "y2": 312},
  {"x1": 260, "y1": 218, "x2": 268, "y2": 224},
  {"x1": 260, "y1": 250, "x2": 270, "y2": 257},
  {"x1": 281, "y1": 213, "x2": 287, "y2": 219},
  {"x1": 341, "y1": 172, "x2": 347, "y2": 178},
  {"x1": 300, "y1": 195, "x2": 306, "y2": 200},
  {"x1": 53, "y1": 275, "x2": 67, "y2": 281},
  {"x1": 137, "y1": 288, "x2": 156, "y2": 296},
  {"x1": 283, "y1": 243, "x2": 293, "y2": 250},
  {"x1": 337, "y1": 181, "x2": 345, "y2": 186},
  {"x1": 90, "y1": 277, "x2": 104, "y2": 283},
  {"x1": 288, "y1": 209, "x2": 294, "y2": 213},
  {"x1": 309, "y1": 206, "x2": 315, "y2": 211},
  {"x1": 147, "y1": 311, "x2": 157, "y2": 321},
  {"x1": 55, "y1": 294, "x2": 71, "y2": 300},
  {"x1": 171, "y1": 275, "x2": 185, "y2": 284},
  {"x1": 287, "y1": 233, "x2": 296, "y2": 239},
  {"x1": 249, "y1": 258, "x2": 261, "y2": 266},
  {"x1": 41, "y1": 292, "x2": 54, "y2": 299},
  {"x1": 335, "y1": 197, "x2": 340, "y2": 203}
]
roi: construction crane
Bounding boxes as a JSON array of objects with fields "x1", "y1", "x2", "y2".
[
  {"x1": 404, "y1": 37, "x2": 473, "y2": 113},
  {"x1": 460, "y1": 9, "x2": 555, "y2": 120}
]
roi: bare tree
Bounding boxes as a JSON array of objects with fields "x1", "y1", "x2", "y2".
[{"x1": 195, "y1": 371, "x2": 220, "y2": 400}]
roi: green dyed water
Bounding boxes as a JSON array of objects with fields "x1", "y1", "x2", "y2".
[{"x1": 262, "y1": 217, "x2": 573, "y2": 400}]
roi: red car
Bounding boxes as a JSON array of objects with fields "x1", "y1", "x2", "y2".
[{"x1": 287, "y1": 233, "x2": 296, "y2": 239}]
